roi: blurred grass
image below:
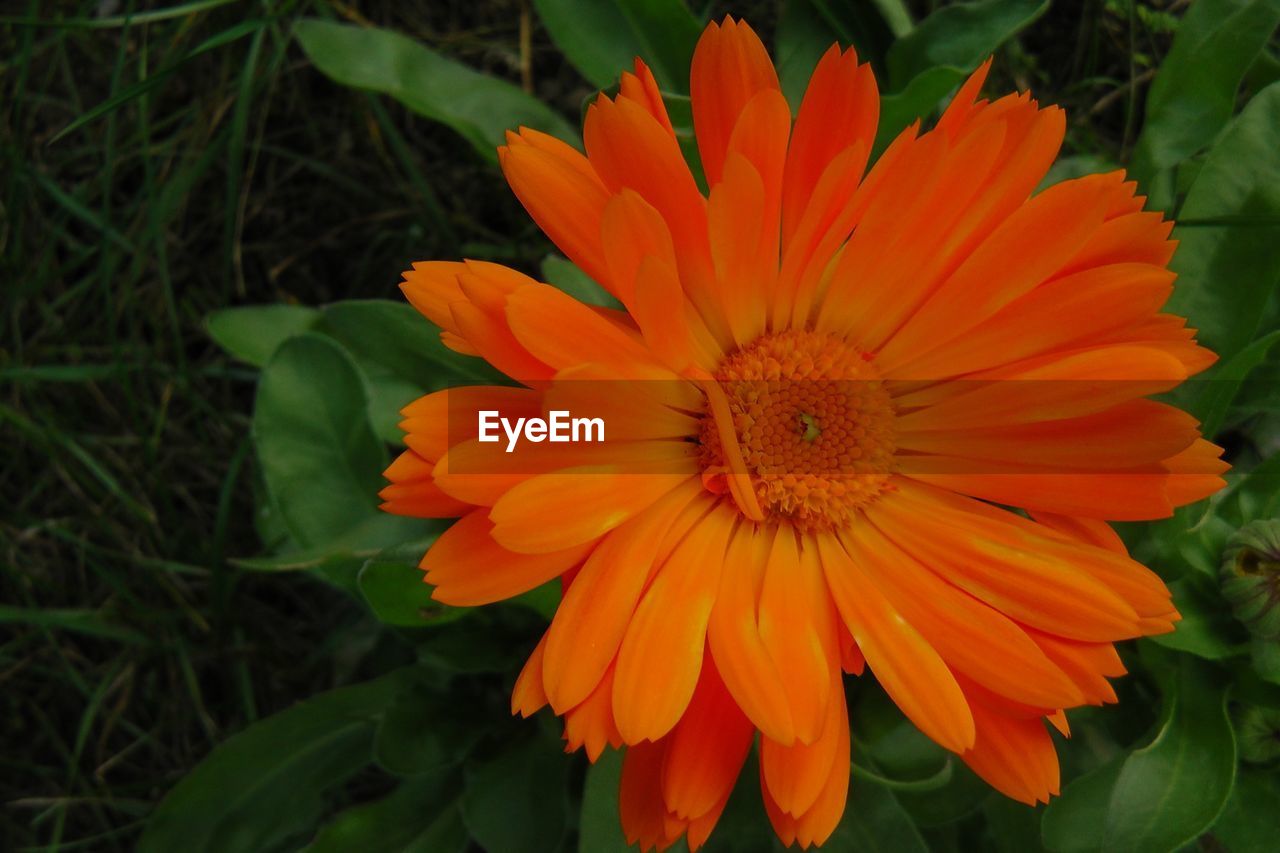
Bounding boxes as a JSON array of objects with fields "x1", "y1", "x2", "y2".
[{"x1": 0, "y1": 0, "x2": 1216, "y2": 849}]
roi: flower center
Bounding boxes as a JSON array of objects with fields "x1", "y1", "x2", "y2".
[{"x1": 698, "y1": 330, "x2": 896, "y2": 530}]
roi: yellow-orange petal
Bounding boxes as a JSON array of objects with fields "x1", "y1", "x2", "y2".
[
  {"x1": 961, "y1": 698, "x2": 1061, "y2": 805},
  {"x1": 759, "y1": 667, "x2": 845, "y2": 817},
  {"x1": 760, "y1": 685, "x2": 850, "y2": 849},
  {"x1": 613, "y1": 501, "x2": 736, "y2": 743},
  {"x1": 869, "y1": 483, "x2": 1143, "y2": 641},
  {"x1": 542, "y1": 478, "x2": 704, "y2": 710},
  {"x1": 563, "y1": 663, "x2": 623, "y2": 761},
  {"x1": 841, "y1": 521, "x2": 1084, "y2": 709},
  {"x1": 816, "y1": 531, "x2": 976, "y2": 753},
  {"x1": 707, "y1": 523, "x2": 797, "y2": 744},
  {"x1": 757, "y1": 531, "x2": 838, "y2": 744}
]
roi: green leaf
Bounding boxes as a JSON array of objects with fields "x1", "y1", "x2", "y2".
[
  {"x1": 532, "y1": 0, "x2": 702, "y2": 93},
  {"x1": 253, "y1": 333, "x2": 421, "y2": 550},
  {"x1": 1102, "y1": 658, "x2": 1235, "y2": 851},
  {"x1": 776, "y1": 0, "x2": 913, "y2": 103},
  {"x1": 540, "y1": 255, "x2": 621, "y2": 309},
  {"x1": 876, "y1": 0, "x2": 1048, "y2": 147},
  {"x1": 1166, "y1": 82, "x2": 1280, "y2": 364},
  {"x1": 139, "y1": 670, "x2": 411, "y2": 853},
  {"x1": 357, "y1": 559, "x2": 467, "y2": 628},
  {"x1": 1042, "y1": 656, "x2": 1236, "y2": 853},
  {"x1": 578, "y1": 748, "x2": 629, "y2": 853},
  {"x1": 234, "y1": 519, "x2": 434, "y2": 573},
  {"x1": 373, "y1": 682, "x2": 485, "y2": 776},
  {"x1": 1149, "y1": 577, "x2": 1247, "y2": 660},
  {"x1": 306, "y1": 775, "x2": 468, "y2": 853},
  {"x1": 206, "y1": 304, "x2": 320, "y2": 367},
  {"x1": 1212, "y1": 768, "x2": 1280, "y2": 851},
  {"x1": 1191, "y1": 330, "x2": 1280, "y2": 438},
  {"x1": 319, "y1": 299, "x2": 506, "y2": 443},
  {"x1": 826, "y1": 772, "x2": 930, "y2": 851},
  {"x1": 294, "y1": 19, "x2": 577, "y2": 161},
  {"x1": 1041, "y1": 757, "x2": 1126, "y2": 853},
  {"x1": 1129, "y1": 0, "x2": 1280, "y2": 194},
  {"x1": 461, "y1": 733, "x2": 571, "y2": 853}
]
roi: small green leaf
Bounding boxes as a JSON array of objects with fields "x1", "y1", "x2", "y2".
[
  {"x1": 532, "y1": 0, "x2": 702, "y2": 93},
  {"x1": 776, "y1": 0, "x2": 913, "y2": 103},
  {"x1": 358, "y1": 559, "x2": 467, "y2": 628},
  {"x1": 253, "y1": 334, "x2": 388, "y2": 548},
  {"x1": 1101, "y1": 658, "x2": 1235, "y2": 851},
  {"x1": 294, "y1": 20, "x2": 577, "y2": 161},
  {"x1": 139, "y1": 670, "x2": 412, "y2": 853},
  {"x1": 206, "y1": 304, "x2": 320, "y2": 367},
  {"x1": 1166, "y1": 82, "x2": 1280, "y2": 364},
  {"x1": 885, "y1": 0, "x2": 1047, "y2": 89},
  {"x1": 1149, "y1": 577, "x2": 1247, "y2": 660},
  {"x1": 373, "y1": 683, "x2": 485, "y2": 776},
  {"x1": 1130, "y1": 0, "x2": 1280, "y2": 196},
  {"x1": 461, "y1": 733, "x2": 571, "y2": 853},
  {"x1": 1191, "y1": 330, "x2": 1280, "y2": 438},
  {"x1": 876, "y1": 0, "x2": 1048, "y2": 147},
  {"x1": 1213, "y1": 768, "x2": 1280, "y2": 851},
  {"x1": 306, "y1": 775, "x2": 467, "y2": 853}
]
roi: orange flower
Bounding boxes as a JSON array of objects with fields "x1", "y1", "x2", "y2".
[{"x1": 383, "y1": 17, "x2": 1227, "y2": 851}]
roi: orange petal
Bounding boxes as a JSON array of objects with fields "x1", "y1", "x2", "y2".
[
  {"x1": 708, "y1": 153, "x2": 771, "y2": 346},
  {"x1": 886, "y1": 262, "x2": 1176, "y2": 380},
  {"x1": 757, "y1": 531, "x2": 839, "y2": 743},
  {"x1": 584, "y1": 95, "x2": 714, "y2": 312},
  {"x1": 707, "y1": 523, "x2": 797, "y2": 744},
  {"x1": 563, "y1": 663, "x2": 623, "y2": 761},
  {"x1": 506, "y1": 282, "x2": 657, "y2": 372},
  {"x1": 816, "y1": 530, "x2": 975, "y2": 753},
  {"x1": 661, "y1": 657, "x2": 754, "y2": 820},
  {"x1": 542, "y1": 478, "x2": 704, "y2": 710},
  {"x1": 879, "y1": 172, "x2": 1112, "y2": 368},
  {"x1": 893, "y1": 345, "x2": 1189, "y2": 432},
  {"x1": 690, "y1": 17, "x2": 781, "y2": 187},
  {"x1": 421, "y1": 510, "x2": 593, "y2": 605},
  {"x1": 760, "y1": 667, "x2": 846, "y2": 817},
  {"x1": 760, "y1": 685, "x2": 850, "y2": 849},
  {"x1": 961, "y1": 698, "x2": 1061, "y2": 805},
  {"x1": 512, "y1": 632, "x2": 549, "y2": 717},
  {"x1": 869, "y1": 483, "x2": 1143, "y2": 641},
  {"x1": 783, "y1": 45, "x2": 878, "y2": 247},
  {"x1": 500, "y1": 133, "x2": 611, "y2": 287},
  {"x1": 841, "y1": 521, "x2": 1084, "y2": 709},
  {"x1": 613, "y1": 502, "x2": 736, "y2": 742},
  {"x1": 489, "y1": 457, "x2": 697, "y2": 554},
  {"x1": 619, "y1": 58, "x2": 674, "y2": 135}
]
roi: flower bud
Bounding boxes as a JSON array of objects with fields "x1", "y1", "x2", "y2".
[
  {"x1": 1236, "y1": 705, "x2": 1280, "y2": 766},
  {"x1": 1221, "y1": 520, "x2": 1280, "y2": 682}
]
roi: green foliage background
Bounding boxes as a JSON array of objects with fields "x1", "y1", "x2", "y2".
[{"x1": 3, "y1": 0, "x2": 1280, "y2": 851}]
